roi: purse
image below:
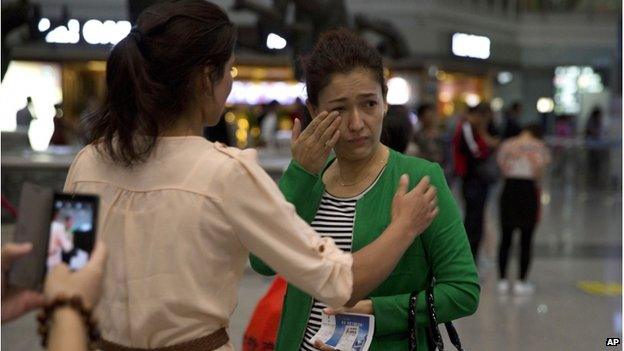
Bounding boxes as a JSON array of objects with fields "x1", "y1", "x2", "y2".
[{"x1": 408, "y1": 238, "x2": 464, "y2": 351}]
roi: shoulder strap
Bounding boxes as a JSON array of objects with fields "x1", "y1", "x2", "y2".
[{"x1": 420, "y1": 236, "x2": 464, "y2": 351}]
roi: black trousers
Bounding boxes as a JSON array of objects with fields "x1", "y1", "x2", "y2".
[
  {"x1": 498, "y1": 225, "x2": 535, "y2": 280},
  {"x1": 498, "y1": 178, "x2": 539, "y2": 280},
  {"x1": 461, "y1": 176, "x2": 489, "y2": 262}
]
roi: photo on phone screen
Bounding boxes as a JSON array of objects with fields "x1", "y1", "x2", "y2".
[{"x1": 46, "y1": 194, "x2": 98, "y2": 272}]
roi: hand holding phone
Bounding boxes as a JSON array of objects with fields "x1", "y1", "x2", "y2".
[
  {"x1": 1, "y1": 242, "x2": 45, "y2": 323},
  {"x1": 8, "y1": 183, "x2": 99, "y2": 292},
  {"x1": 44, "y1": 242, "x2": 107, "y2": 309}
]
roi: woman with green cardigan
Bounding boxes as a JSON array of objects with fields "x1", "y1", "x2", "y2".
[{"x1": 250, "y1": 29, "x2": 479, "y2": 351}]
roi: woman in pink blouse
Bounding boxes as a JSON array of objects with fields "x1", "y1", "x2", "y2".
[
  {"x1": 64, "y1": 1, "x2": 439, "y2": 350},
  {"x1": 496, "y1": 124, "x2": 551, "y2": 295}
]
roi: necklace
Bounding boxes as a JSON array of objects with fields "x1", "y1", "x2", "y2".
[{"x1": 336, "y1": 148, "x2": 388, "y2": 187}]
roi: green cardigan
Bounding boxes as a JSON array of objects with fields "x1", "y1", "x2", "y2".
[{"x1": 250, "y1": 149, "x2": 479, "y2": 350}]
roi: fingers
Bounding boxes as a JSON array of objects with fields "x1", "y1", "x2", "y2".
[
  {"x1": 1, "y1": 242, "x2": 33, "y2": 271},
  {"x1": 49, "y1": 263, "x2": 71, "y2": 277},
  {"x1": 324, "y1": 129, "x2": 340, "y2": 150},
  {"x1": 323, "y1": 307, "x2": 344, "y2": 315},
  {"x1": 315, "y1": 111, "x2": 340, "y2": 139},
  {"x1": 300, "y1": 111, "x2": 329, "y2": 140},
  {"x1": 303, "y1": 111, "x2": 339, "y2": 142},
  {"x1": 319, "y1": 113, "x2": 341, "y2": 145},
  {"x1": 86, "y1": 241, "x2": 107, "y2": 273},
  {"x1": 429, "y1": 207, "x2": 440, "y2": 219},
  {"x1": 16, "y1": 290, "x2": 45, "y2": 310},
  {"x1": 313, "y1": 339, "x2": 336, "y2": 351},
  {"x1": 292, "y1": 118, "x2": 302, "y2": 142},
  {"x1": 394, "y1": 174, "x2": 409, "y2": 199},
  {"x1": 413, "y1": 176, "x2": 430, "y2": 194},
  {"x1": 1, "y1": 290, "x2": 44, "y2": 323},
  {"x1": 424, "y1": 184, "x2": 437, "y2": 204}
]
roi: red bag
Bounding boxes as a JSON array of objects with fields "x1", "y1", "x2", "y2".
[{"x1": 242, "y1": 277, "x2": 287, "y2": 351}]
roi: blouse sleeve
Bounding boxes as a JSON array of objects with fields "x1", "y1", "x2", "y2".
[{"x1": 215, "y1": 152, "x2": 353, "y2": 308}]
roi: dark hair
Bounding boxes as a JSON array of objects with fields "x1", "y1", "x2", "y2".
[
  {"x1": 381, "y1": 105, "x2": 412, "y2": 153},
  {"x1": 416, "y1": 103, "x2": 433, "y2": 118},
  {"x1": 509, "y1": 101, "x2": 522, "y2": 112},
  {"x1": 302, "y1": 29, "x2": 387, "y2": 107},
  {"x1": 590, "y1": 106, "x2": 603, "y2": 119},
  {"x1": 26, "y1": 96, "x2": 32, "y2": 103},
  {"x1": 87, "y1": 0, "x2": 236, "y2": 165},
  {"x1": 468, "y1": 102, "x2": 491, "y2": 117},
  {"x1": 523, "y1": 123, "x2": 544, "y2": 139}
]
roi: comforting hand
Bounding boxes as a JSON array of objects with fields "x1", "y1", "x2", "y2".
[
  {"x1": 1, "y1": 243, "x2": 45, "y2": 323},
  {"x1": 291, "y1": 111, "x2": 341, "y2": 175},
  {"x1": 391, "y1": 174, "x2": 439, "y2": 239},
  {"x1": 323, "y1": 299, "x2": 373, "y2": 315},
  {"x1": 44, "y1": 242, "x2": 107, "y2": 309}
]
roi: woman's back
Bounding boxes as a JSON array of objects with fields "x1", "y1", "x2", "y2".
[{"x1": 65, "y1": 137, "x2": 246, "y2": 347}]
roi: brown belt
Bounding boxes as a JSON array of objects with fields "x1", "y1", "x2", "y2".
[{"x1": 98, "y1": 328, "x2": 229, "y2": 351}]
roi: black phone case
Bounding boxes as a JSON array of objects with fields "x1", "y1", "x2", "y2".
[{"x1": 8, "y1": 183, "x2": 54, "y2": 291}]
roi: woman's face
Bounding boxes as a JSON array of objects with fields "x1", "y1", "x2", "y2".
[
  {"x1": 203, "y1": 55, "x2": 235, "y2": 126},
  {"x1": 310, "y1": 68, "x2": 387, "y2": 162}
]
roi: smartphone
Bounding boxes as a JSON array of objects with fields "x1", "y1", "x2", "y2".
[
  {"x1": 46, "y1": 193, "x2": 99, "y2": 273},
  {"x1": 9, "y1": 184, "x2": 99, "y2": 291}
]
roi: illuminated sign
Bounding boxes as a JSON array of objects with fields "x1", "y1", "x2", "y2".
[
  {"x1": 40, "y1": 18, "x2": 131, "y2": 45},
  {"x1": 227, "y1": 81, "x2": 306, "y2": 105},
  {"x1": 451, "y1": 33, "x2": 491, "y2": 60}
]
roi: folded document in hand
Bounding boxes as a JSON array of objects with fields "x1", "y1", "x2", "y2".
[{"x1": 310, "y1": 312, "x2": 374, "y2": 351}]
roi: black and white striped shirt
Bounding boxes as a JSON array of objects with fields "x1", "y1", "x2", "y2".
[{"x1": 300, "y1": 171, "x2": 383, "y2": 351}]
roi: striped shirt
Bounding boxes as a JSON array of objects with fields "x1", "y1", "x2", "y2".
[{"x1": 300, "y1": 171, "x2": 383, "y2": 351}]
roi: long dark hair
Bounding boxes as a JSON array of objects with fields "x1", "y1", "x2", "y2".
[{"x1": 86, "y1": 0, "x2": 236, "y2": 166}]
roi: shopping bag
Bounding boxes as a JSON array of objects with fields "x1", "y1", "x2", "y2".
[{"x1": 243, "y1": 276, "x2": 287, "y2": 351}]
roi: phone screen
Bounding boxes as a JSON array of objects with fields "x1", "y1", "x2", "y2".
[{"x1": 46, "y1": 194, "x2": 98, "y2": 272}]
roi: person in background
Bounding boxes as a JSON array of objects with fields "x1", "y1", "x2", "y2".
[
  {"x1": 453, "y1": 103, "x2": 500, "y2": 262},
  {"x1": 407, "y1": 103, "x2": 444, "y2": 165},
  {"x1": 552, "y1": 114, "x2": 574, "y2": 178},
  {"x1": 381, "y1": 104, "x2": 412, "y2": 153},
  {"x1": 15, "y1": 96, "x2": 36, "y2": 131},
  {"x1": 2, "y1": 241, "x2": 107, "y2": 351},
  {"x1": 260, "y1": 100, "x2": 280, "y2": 149},
  {"x1": 502, "y1": 102, "x2": 522, "y2": 139},
  {"x1": 496, "y1": 124, "x2": 550, "y2": 295},
  {"x1": 585, "y1": 107, "x2": 604, "y2": 183},
  {"x1": 50, "y1": 104, "x2": 75, "y2": 146}
]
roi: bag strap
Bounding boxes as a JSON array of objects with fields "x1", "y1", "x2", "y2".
[
  {"x1": 408, "y1": 291, "x2": 419, "y2": 351},
  {"x1": 421, "y1": 236, "x2": 464, "y2": 351}
]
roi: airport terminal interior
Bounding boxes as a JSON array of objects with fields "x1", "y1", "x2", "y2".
[{"x1": 1, "y1": 0, "x2": 622, "y2": 350}]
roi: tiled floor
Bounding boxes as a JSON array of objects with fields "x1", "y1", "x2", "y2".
[{"x1": 2, "y1": 167, "x2": 621, "y2": 350}]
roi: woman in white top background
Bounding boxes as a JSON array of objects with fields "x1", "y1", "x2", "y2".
[
  {"x1": 496, "y1": 123, "x2": 551, "y2": 295},
  {"x1": 63, "y1": 1, "x2": 439, "y2": 350}
]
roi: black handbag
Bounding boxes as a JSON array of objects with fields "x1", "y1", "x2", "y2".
[{"x1": 408, "y1": 238, "x2": 464, "y2": 351}]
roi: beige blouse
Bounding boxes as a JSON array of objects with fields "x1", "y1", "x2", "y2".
[{"x1": 63, "y1": 136, "x2": 353, "y2": 349}]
